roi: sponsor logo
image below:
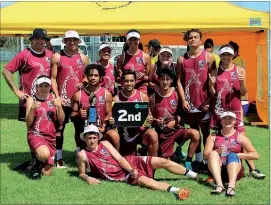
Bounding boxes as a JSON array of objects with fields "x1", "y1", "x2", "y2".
[
  {"x1": 170, "y1": 100, "x2": 177, "y2": 107},
  {"x1": 230, "y1": 139, "x2": 238, "y2": 147},
  {"x1": 100, "y1": 148, "x2": 109, "y2": 157},
  {"x1": 198, "y1": 60, "x2": 205, "y2": 69},
  {"x1": 99, "y1": 96, "x2": 105, "y2": 104},
  {"x1": 47, "y1": 101, "x2": 54, "y2": 107},
  {"x1": 136, "y1": 57, "x2": 143, "y2": 64},
  {"x1": 231, "y1": 72, "x2": 238, "y2": 80},
  {"x1": 77, "y1": 59, "x2": 83, "y2": 67},
  {"x1": 135, "y1": 103, "x2": 148, "y2": 109}
]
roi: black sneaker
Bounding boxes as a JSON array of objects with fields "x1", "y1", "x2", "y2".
[{"x1": 29, "y1": 158, "x2": 42, "y2": 180}]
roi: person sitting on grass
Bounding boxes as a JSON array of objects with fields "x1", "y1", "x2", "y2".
[
  {"x1": 77, "y1": 124, "x2": 198, "y2": 200},
  {"x1": 203, "y1": 111, "x2": 259, "y2": 197},
  {"x1": 25, "y1": 75, "x2": 65, "y2": 179}
]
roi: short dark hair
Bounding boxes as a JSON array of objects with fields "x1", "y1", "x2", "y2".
[
  {"x1": 228, "y1": 41, "x2": 239, "y2": 53},
  {"x1": 121, "y1": 69, "x2": 137, "y2": 81},
  {"x1": 84, "y1": 64, "x2": 105, "y2": 78},
  {"x1": 204, "y1": 38, "x2": 214, "y2": 49},
  {"x1": 183, "y1": 29, "x2": 203, "y2": 41},
  {"x1": 157, "y1": 67, "x2": 174, "y2": 79}
]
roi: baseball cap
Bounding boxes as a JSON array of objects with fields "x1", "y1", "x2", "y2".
[
  {"x1": 126, "y1": 31, "x2": 140, "y2": 40},
  {"x1": 62, "y1": 30, "x2": 82, "y2": 43},
  {"x1": 220, "y1": 111, "x2": 236, "y2": 119},
  {"x1": 146, "y1": 39, "x2": 160, "y2": 48},
  {"x1": 99, "y1": 44, "x2": 112, "y2": 52},
  {"x1": 35, "y1": 76, "x2": 51, "y2": 86},
  {"x1": 219, "y1": 46, "x2": 234, "y2": 55},
  {"x1": 159, "y1": 47, "x2": 173, "y2": 55},
  {"x1": 29, "y1": 28, "x2": 49, "y2": 41},
  {"x1": 80, "y1": 124, "x2": 103, "y2": 141}
]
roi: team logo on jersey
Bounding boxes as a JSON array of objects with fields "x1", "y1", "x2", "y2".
[
  {"x1": 46, "y1": 111, "x2": 54, "y2": 122},
  {"x1": 47, "y1": 101, "x2": 54, "y2": 107},
  {"x1": 231, "y1": 72, "x2": 238, "y2": 80},
  {"x1": 136, "y1": 57, "x2": 143, "y2": 64},
  {"x1": 198, "y1": 60, "x2": 205, "y2": 69},
  {"x1": 230, "y1": 139, "x2": 238, "y2": 147},
  {"x1": 45, "y1": 57, "x2": 51, "y2": 64},
  {"x1": 77, "y1": 59, "x2": 83, "y2": 67},
  {"x1": 170, "y1": 100, "x2": 177, "y2": 108},
  {"x1": 100, "y1": 148, "x2": 109, "y2": 157},
  {"x1": 99, "y1": 96, "x2": 105, "y2": 104}
]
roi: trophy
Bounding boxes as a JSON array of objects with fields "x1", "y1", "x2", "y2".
[{"x1": 88, "y1": 92, "x2": 97, "y2": 125}]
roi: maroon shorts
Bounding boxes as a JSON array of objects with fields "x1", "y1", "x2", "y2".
[
  {"x1": 27, "y1": 135, "x2": 56, "y2": 166},
  {"x1": 158, "y1": 127, "x2": 188, "y2": 158},
  {"x1": 125, "y1": 156, "x2": 154, "y2": 185},
  {"x1": 210, "y1": 112, "x2": 245, "y2": 132}
]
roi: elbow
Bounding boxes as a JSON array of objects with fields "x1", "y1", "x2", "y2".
[
  {"x1": 203, "y1": 150, "x2": 209, "y2": 161},
  {"x1": 254, "y1": 152, "x2": 260, "y2": 160}
]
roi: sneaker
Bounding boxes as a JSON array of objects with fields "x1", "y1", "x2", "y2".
[
  {"x1": 173, "y1": 146, "x2": 187, "y2": 163},
  {"x1": 250, "y1": 169, "x2": 265, "y2": 179},
  {"x1": 177, "y1": 188, "x2": 190, "y2": 200},
  {"x1": 56, "y1": 159, "x2": 67, "y2": 169},
  {"x1": 29, "y1": 158, "x2": 42, "y2": 180},
  {"x1": 184, "y1": 161, "x2": 192, "y2": 170}
]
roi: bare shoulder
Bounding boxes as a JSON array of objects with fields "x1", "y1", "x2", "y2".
[{"x1": 77, "y1": 149, "x2": 87, "y2": 160}]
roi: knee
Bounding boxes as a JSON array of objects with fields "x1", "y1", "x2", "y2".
[
  {"x1": 144, "y1": 130, "x2": 158, "y2": 144},
  {"x1": 189, "y1": 129, "x2": 200, "y2": 141},
  {"x1": 208, "y1": 151, "x2": 219, "y2": 161},
  {"x1": 104, "y1": 130, "x2": 120, "y2": 143},
  {"x1": 158, "y1": 157, "x2": 171, "y2": 167},
  {"x1": 36, "y1": 147, "x2": 50, "y2": 161}
]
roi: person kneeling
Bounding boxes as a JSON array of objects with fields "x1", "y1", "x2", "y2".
[{"x1": 77, "y1": 125, "x2": 198, "y2": 200}]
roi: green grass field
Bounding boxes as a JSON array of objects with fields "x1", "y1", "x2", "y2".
[{"x1": 0, "y1": 62, "x2": 270, "y2": 204}]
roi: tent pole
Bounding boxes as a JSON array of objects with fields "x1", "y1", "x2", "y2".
[{"x1": 268, "y1": 29, "x2": 271, "y2": 130}]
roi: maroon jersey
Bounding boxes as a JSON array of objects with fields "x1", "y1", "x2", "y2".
[
  {"x1": 56, "y1": 50, "x2": 85, "y2": 106},
  {"x1": 27, "y1": 93, "x2": 57, "y2": 138},
  {"x1": 85, "y1": 142, "x2": 154, "y2": 184},
  {"x1": 213, "y1": 130, "x2": 242, "y2": 154},
  {"x1": 97, "y1": 61, "x2": 115, "y2": 93},
  {"x1": 5, "y1": 48, "x2": 52, "y2": 97},
  {"x1": 116, "y1": 90, "x2": 143, "y2": 142},
  {"x1": 151, "y1": 89, "x2": 178, "y2": 125},
  {"x1": 80, "y1": 87, "x2": 107, "y2": 127},
  {"x1": 213, "y1": 65, "x2": 241, "y2": 114},
  {"x1": 181, "y1": 50, "x2": 209, "y2": 112},
  {"x1": 122, "y1": 50, "x2": 147, "y2": 92}
]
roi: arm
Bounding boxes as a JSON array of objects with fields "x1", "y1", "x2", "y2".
[
  {"x1": 70, "y1": 91, "x2": 87, "y2": 120},
  {"x1": 208, "y1": 70, "x2": 217, "y2": 97},
  {"x1": 207, "y1": 52, "x2": 216, "y2": 73},
  {"x1": 25, "y1": 97, "x2": 39, "y2": 130},
  {"x1": 77, "y1": 150, "x2": 100, "y2": 184},
  {"x1": 116, "y1": 54, "x2": 124, "y2": 83},
  {"x1": 53, "y1": 96, "x2": 65, "y2": 123},
  {"x1": 143, "y1": 53, "x2": 151, "y2": 81},
  {"x1": 50, "y1": 53, "x2": 60, "y2": 97},
  {"x1": 238, "y1": 67, "x2": 247, "y2": 96},
  {"x1": 100, "y1": 90, "x2": 113, "y2": 132},
  {"x1": 238, "y1": 133, "x2": 259, "y2": 160},
  {"x1": 203, "y1": 133, "x2": 216, "y2": 160}
]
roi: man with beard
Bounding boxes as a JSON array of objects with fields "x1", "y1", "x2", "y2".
[{"x1": 51, "y1": 30, "x2": 89, "y2": 167}]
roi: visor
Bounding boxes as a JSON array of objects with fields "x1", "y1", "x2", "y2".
[
  {"x1": 126, "y1": 32, "x2": 140, "y2": 40},
  {"x1": 99, "y1": 44, "x2": 112, "y2": 52},
  {"x1": 36, "y1": 77, "x2": 51, "y2": 86},
  {"x1": 159, "y1": 47, "x2": 173, "y2": 55},
  {"x1": 219, "y1": 47, "x2": 234, "y2": 55},
  {"x1": 220, "y1": 111, "x2": 236, "y2": 119}
]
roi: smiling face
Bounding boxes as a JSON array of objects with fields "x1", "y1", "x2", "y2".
[
  {"x1": 123, "y1": 74, "x2": 136, "y2": 92},
  {"x1": 159, "y1": 51, "x2": 172, "y2": 66},
  {"x1": 31, "y1": 38, "x2": 46, "y2": 52},
  {"x1": 127, "y1": 37, "x2": 140, "y2": 49},
  {"x1": 64, "y1": 37, "x2": 80, "y2": 51},
  {"x1": 219, "y1": 52, "x2": 233, "y2": 66},
  {"x1": 221, "y1": 115, "x2": 236, "y2": 129},
  {"x1": 99, "y1": 47, "x2": 111, "y2": 61},
  {"x1": 36, "y1": 82, "x2": 51, "y2": 98}
]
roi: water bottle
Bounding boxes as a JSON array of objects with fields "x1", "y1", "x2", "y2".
[{"x1": 220, "y1": 144, "x2": 229, "y2": 165}]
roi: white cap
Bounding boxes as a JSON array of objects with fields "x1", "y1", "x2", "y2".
[
  {"x1": 80, "y1": 124, "x2": 103, "y2": 141},
  {"x1": 126, "y1": 31, "x2": 140, "y2": 40},
  {"x1": 35, "y1": 77, "x2": 51, "y2": 86},
  {"x1": 62, "y1": 30, "x2": 82, "y2": 43},
  {"x1": 219, "y1": 47, "x2": 234, "y2": 55},
  {"x1": 220, "y1": 111, "x2": 236, "y2": 119},
  {"x1": 159, "y1": 47, "x2": 173, "y2": 55},
  {"x1": 99, "y1": 44, "x2": 112, "y2": 52}
]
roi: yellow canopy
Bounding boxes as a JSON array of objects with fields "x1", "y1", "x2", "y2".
[{"x1": 0, "y1": 2, "x2": 269, "y2": 36}]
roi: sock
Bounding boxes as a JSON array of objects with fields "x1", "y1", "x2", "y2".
[
  {"x1": 195, "y1": 152, "x2": 203, "y2": 162},
  {"x1": 76, "y1": 147, "x2": 80, "y2": 154},
  {"x1": 56, "y1": 150, "x2": 63, "y2": 160},
  {"x1": 184, "y1": 169, "x2": 197, "y2": 179},
  {"x1": 167, "y1": 186, "x2": 180, "y2": 194},
  {"x1": 186, "y1": 156, "x2": 192, "y2": 162}
]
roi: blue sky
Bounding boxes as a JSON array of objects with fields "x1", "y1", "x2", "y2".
[{"x1": 0, "y1": 1, "x2": 270, "y2": 12}]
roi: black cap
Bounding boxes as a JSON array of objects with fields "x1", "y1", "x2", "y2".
[
  {"x1": 145, "y1": 39, "x2": 160, "y2": 48},
  {"x1": 29, "y1": 28, "x2": 49, "y2": 41}
]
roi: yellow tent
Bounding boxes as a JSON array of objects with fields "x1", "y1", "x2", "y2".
[{"x1": 0, "y1": 2, "x2": 269, "y2": 35}]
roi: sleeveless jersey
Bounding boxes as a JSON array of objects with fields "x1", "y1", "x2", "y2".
[
  {"x1": 213, "y1": 130, "x2": 242, "y2": 154},
  {"x1": 5, "y1": 48, "x2": 52, "y2": 96},
  {"x1": 181, "y1": 50, "x2": 209, "y2": 112},
  {"x1": 152, "y1": 63, "x2": 177, "y2": 87},
  {"x1": 85, "y1": 143, "x2": 128, "y2": 181},
  {"x1": 122, "y1": 50, "x2": 146, "y2": 88},
  {"x1": 96, "y1": 60, "x2": 115, "y2": 94},
  {"x1": 79, "y1": 87, "x2": 107, "y2": 127},
  {"x1": 116, "y1": 90, "x2": 143, "y2": 142},
  {"x1": 213, "y1": 65, "x2": 241, "y2": 114},
  {"x1": 27, "y1": 93, "x2": 57, "y2": 138},
  {"x1": 152, "y1": 89, "x2": 178, "y2": 125},
  {"x1": 56, "y1": 50, "x2": 85, "y2": 106}
]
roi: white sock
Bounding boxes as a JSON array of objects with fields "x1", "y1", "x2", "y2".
[
  {"x1": 167, "y1": 186, "x2": 180, "y2": 194},
  {"x1": 195, "y1": 152, "x2": 203, "y2": 162},
  {"x1": 76, "y1": 147, "x2": 80, "y2": 154},
  {"x1": 185, "y1": 169, "x2": 197, "y2": 179},
  {"x1": 56, "y1": 150, "x2": 63, "y2": 160}
]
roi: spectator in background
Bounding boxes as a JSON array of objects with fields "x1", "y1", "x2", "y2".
[
  {"x1": 229, "y1": 41, "x2": 249, "y2": 116},
  {"x1": 146, "y1": 39, "x2": 161, "y2": 66},
  {"x1": 204, "y1": 38, "x2": 220, "y2": 69}
]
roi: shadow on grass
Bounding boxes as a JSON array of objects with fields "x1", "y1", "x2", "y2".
[{"x1": 0, "y1": 103, "x2": 19, "y2": 119}]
